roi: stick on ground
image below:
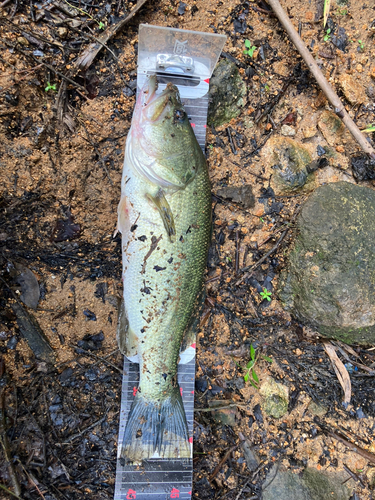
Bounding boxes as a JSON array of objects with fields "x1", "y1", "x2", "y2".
[
  {"x1": 75, "y1": 0, "x2": 149, "y2": 71},
  {"x1": 266, "y1": 0, "x2": 375, "y2": 159}
]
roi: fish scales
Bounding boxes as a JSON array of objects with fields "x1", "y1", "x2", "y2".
[{"x1": 117, "y1": 75, "x2": 211, "y2": 461}]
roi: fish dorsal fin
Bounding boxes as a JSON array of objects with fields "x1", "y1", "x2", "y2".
[{"x1": 146, "y1": 188, "x2": 176, "y2": 242}]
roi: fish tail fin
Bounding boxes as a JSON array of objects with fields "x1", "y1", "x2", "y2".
[{"x1": 121, "y1": 387, "x2": 191, "y2": 462}]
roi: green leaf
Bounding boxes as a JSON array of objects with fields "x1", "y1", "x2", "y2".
[
  {"x1": 362, "y1": 125, "x2": 375, "y2": 133},
  {"x1": 250, "y1": 344, "x2": 256, "y2": 360},
  {"x1": 252, "y1": 369, "x2": 259, "y2": 383},
  {"x1": 246, "y1": 359, "x2": 255, "y2": 370},
  {"x1": 261, "y1": 355, "x2": 273, "y2": 363},
  {"x1": 245, "y1": 39, "x2": 251, "y2": 48},
  {"x1": 244, "y1": 372, "x2": 249, "y2": 383},
  {"x1": 45, "y1": 82, "x2": 57, "y2": 92},
  {"x1": 98, "y1": 21, "x2": 105, "y2": 29},
  {"x1": 250, "y1": 379, "x2": 258, "y2": 389},
  {"x1": 323, "y1": 0, "x2": 331, "y2": 27}
]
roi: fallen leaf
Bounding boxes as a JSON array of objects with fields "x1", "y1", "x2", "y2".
[{"x1": 323, "y1": 341, "x2": 351, "y2": 404}]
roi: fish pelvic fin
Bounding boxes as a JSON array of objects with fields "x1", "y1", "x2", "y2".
[
  {"x1": 121, "y1": 387, "x2": 191, "y2": 462},
  {"x1": 146, "y1": 188, "x2": 176, "y2": 243}
]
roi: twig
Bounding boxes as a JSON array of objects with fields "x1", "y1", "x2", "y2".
[
  {"x1": 226, "y1": 127, "x2": 237, "y2": 155},
  {"x1": 236, "y1": 228, "x2": 289, "y2": 286},
  {"x1": 0, "y1": 0, "x2": 13, "y2": 7},
  {"x1": 228, "y1": 159, "x2": 268, "y2": 181},
  {"x1": 77, "y1": 119, "x2": 113, "y2": 185},
  {"x1": 258, "y1": 223, "x2": 292, "y2": 247},
  {"x1": 62, "y1": 415, "x2": 107, "y2": 444},
  {"x1": 195, "y1": 403, "x2": 249, "y2": 412},
  {"x1": 235, "y1": 230, "x2": 240, "y2": 274},
  {"x1": 266, "y1": 0, "x2": 375, "y2": 159},
  {"x1": 209, "y1": 445, "x2": 237, "y2": 481},
  {"x1": 0, "y1": 365, "x2": 22, "y2": 498},
  {"x1": 0, "y1": 40, "x2": 88, "y2": 95},
  {"x1": 255, "y1": 76, "x2": 293, "y2": 124},
  {"x1": 314, "y1": 418, "x2": 375, "y2": 465},
  {"x1": 75, "y1": 0, "x2": 149, "y2": 70},
  {"x1": 342, "y1": 464, "x2": 365, "y2": 488},
  {"x1": 69, "y1": 344, "x2": 123, "y2": 373},
  {"x1": 236, "y1": 203, "x2": 302, "y2": 285},
  {"x1": 17, "y1": 461, "x2": 46, "y2": 499},
  {"x1": 234, "y1": 478, "x2": 251, "y2": 500},
  {"x1": 0, "y1": 483, "x2": 23, "y2": 499},
  {"x1": 205, "y1": 271, "x2": 231, "y2": 284}
]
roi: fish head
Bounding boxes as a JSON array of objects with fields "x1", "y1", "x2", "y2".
[{"x1": 129, "y1": 75, "x2": 203, "y2": 190}]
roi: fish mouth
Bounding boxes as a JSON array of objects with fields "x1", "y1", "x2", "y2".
[{"x1": 142, "y1": 76, "x2": 180, "y2": 122}]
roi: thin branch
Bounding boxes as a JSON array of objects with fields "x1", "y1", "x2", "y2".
[
  {"x1": 209, "y1": 445, "x2": 237, "y2": 481},
  {"x1": 0, "y1": 483, "x2": 23, "y2": 500},
  {"x1": 0, "y1": 392, "x2": 22, "y2": 498},
  {"x1": 62, "y1": 415, "x2": 107, "y2": 444},
  {"x1": 236, "y1": 203, "x2": 302, "y2": 285},
  {"x1": 235, "y1": 228, "x2": 289, "y2": 286},
  {"x1": 266, "y1": 0, "x2": 375, "y2": 159},
  {"x1": 69, "y1": 344, "x2": 122, "y2": 373},
  {"x1": 75, "y1": 0, "x2": 149, "y2": 70},
  {"x1": 314, "y1": 418, "x2": 375, "y2": 465}
]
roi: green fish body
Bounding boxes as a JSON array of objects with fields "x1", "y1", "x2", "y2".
[{"x1": 117, "y1": 76, "x2": 211, "y2": 461}]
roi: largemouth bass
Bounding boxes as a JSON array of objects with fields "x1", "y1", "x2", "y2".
[{"x1": 117, "y1": 75, "x2": 211, "y2": 461}]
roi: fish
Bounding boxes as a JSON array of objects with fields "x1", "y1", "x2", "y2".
[{"x1": 117, "y1": 75, "x2": 211, "y2": 461}]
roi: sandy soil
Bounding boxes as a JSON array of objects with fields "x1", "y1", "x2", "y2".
[{"x1": 0, "y1": 0, "x2": 375, "y2": 498}]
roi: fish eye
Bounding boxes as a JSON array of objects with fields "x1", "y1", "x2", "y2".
[{"x1": 174, "y1": 109, "x2": 185, "y2": 121}]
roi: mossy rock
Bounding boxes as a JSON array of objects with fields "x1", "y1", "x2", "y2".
[
  {"x1": 263, "y1": 137, "x2": 315, "y2": 195},
  {"x1": 279, "y1": 181, "x2": 375, "y2": 344},
  {"x1": 263, "y1": 467, "x2": 351, "y2": 500},
  {"x1": 207, "y1": 59, "x2": 246, "y2": 127},
  {"x1": 260, "y1": 377, "x2": 288, "y2": 418}
]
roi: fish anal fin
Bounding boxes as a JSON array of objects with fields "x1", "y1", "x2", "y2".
[
  {"x1": 117, "y1": 298, "x2": 139, "y2": 360},
  {"x1": 146, "y1": 188, "x2": 176, "y2": 242},
  {"x1": 179, "y1": 289, "x2": 206, "y2": 364}
]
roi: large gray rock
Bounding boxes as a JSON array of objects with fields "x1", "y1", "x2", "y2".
[
  {"x1": 262, "y1": 467, "x2": 351, "y2": 500},
  {"x1": 207, "y1": 59, "x2": 246, "y2": 127},
  {"x1": 279, "y1": 181, "x2": 375, "y2": 344}
]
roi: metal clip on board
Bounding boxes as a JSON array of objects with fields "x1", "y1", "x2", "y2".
[{"x1": 115, "y1": 24, "x2": 226, "y2": 500}]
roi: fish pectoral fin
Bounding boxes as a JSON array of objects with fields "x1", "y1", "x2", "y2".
[
  {"x1": 117, "y1": 298, "x2": 139, "y2": 360},
  {"x1": 146, "y1": 188, "x2": 176, "y2": 243}
]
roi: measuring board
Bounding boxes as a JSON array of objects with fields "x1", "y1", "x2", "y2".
[{"x1": 114, "y1": 25, "x2": 226, "y2": 500}]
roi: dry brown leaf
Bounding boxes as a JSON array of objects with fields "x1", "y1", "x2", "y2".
[{"x1": 323, "y1": 341, "x2": 351, "y2": 404}]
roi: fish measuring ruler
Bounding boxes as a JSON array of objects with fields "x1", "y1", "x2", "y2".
[{"x1": 115, "y1": 25, "x2": 226, "y2": 500}]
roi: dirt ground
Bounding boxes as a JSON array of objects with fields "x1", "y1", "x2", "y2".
[{"x1": 1, "y1": 0, "x2": 375, "y2": 498}]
